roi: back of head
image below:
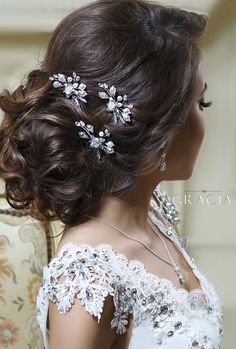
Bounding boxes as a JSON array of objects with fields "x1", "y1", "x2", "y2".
[{"x1": 0, "y1": 0, "x2": 207, "y2": 230}]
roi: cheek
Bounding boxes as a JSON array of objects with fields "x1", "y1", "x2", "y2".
[
  {"x1": 161, "y1": 106, "x2": 205, "y2": 178},
  {"x1": 188, "y1": 108, "x2": 205, "y2": 146},
  {"x1": 173, "y1": 107, "x2": 205, "y2": 166},
  {"x1": 178, "y1": 108, "x2": 205, "y2": 178}
]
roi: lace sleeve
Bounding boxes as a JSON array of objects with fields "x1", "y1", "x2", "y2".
[{"x1": 36, "y1": 243, "x2": 134, "y2": 337}]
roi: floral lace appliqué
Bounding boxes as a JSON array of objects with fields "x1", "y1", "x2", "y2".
[
  {"x1": 36, "y1": 243, "x2": 136, "y2": 335},
  {"x1": 36, "y1": 242, "x2": 224, "y2": 349}
]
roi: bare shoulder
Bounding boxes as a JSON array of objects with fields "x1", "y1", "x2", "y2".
[
  {"x1": 54, "y1": 220, "x2": 140, "y2": 261},
  {"x1": 55, "y1": 221, "x2": 108, "y2": 254},
  {"x1": 55, "y1": 220, "x2": 128, "y2": 255}
]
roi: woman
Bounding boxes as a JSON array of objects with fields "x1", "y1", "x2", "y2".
[{"x1": 0, "y1": 0, "x2": 224, "y2": 348}]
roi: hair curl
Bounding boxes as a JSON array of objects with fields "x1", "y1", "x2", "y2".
[{"x1": 0, "y1": 0, "x2": 207, "y2": 231}]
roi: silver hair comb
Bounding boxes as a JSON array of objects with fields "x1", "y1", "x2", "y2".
[
  {"x1": 98, "y1": 83, "x2": 134, "y2": 124},
  {"x1": 49, "y1": 72, "x2": 88, "y2": 105},
  {"x1": 75, "y1": 120, "x2": 115, "y2": 160}
]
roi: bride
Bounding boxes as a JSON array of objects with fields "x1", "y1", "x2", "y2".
[{"x1": 0, "y1": 0, "x2": 223, "y2": 348}]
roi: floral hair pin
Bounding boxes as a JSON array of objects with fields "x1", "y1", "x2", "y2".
[
  {"x1": 49, "y1": 72, "x2": 88, "y2": 105},
  {"x1": 98, "y1": 83, "x2": 134, "y2": 124},
  {"x1": 49, "y1": 72, "x2": 137, "y2": 160},
  {"x1": 75, "y1": 120, "x2": 115, "y2": 160}
]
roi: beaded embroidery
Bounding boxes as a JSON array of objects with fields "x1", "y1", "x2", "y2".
[
  {"x1": 36, "y1": 184, "x2": 223, "y2": 348},
  {"x1": 36, "y1": 240, "x2": 223, "y2": 349}
]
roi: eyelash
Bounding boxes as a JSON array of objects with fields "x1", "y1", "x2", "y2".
[{"x1": 199, "y1": 100, "x2": 212, "y2": 111}]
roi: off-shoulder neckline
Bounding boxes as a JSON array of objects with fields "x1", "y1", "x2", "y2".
[{"x1": 54, "y1": 241, "x2": 208, "y2": 302}]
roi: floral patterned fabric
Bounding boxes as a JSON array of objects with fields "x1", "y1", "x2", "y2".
[
  {"x1": 0, "y1": 201, "x2": 48, "y2": 349},
  {"x1": 36, "y1": 207, "x2": 224, "y2": 349}
]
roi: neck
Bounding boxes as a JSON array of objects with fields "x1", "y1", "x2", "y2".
[{"x1": 93, "y1": 178, "x2": 161, "y2": 234}]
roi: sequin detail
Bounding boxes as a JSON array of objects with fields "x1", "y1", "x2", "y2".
[{"x1": 36, "y1": 242, "x2": 223, "y2": 349}]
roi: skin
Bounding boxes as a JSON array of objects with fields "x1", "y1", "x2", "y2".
[{"x1": 48, "y1": 61, "x2": 211, "y2": 349}]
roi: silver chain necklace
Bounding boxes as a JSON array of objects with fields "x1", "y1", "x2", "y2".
[{"x1": 85, "y1": 214, "x2": 185, "y2": 285}]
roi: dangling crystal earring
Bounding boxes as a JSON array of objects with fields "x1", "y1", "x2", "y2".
[
  {"x1": 158, "y1": 146, "x2": 167, "y2": 172},
  {"x1": 159, "y1": 151, "x2": 167, "y2": 172}
]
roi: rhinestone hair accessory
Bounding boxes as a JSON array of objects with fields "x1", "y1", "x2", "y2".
[
  {"x1": 49, "y1": 72, "x2": 167, "y2": 168},
  {"x1": 49, "y1": 72, "x2": 88, "y2": 105},
  {"x1": 98, "y1": 83, "x2": 134, "y2": 124},
  {"x1": 75, "y1": 120, "x2": 115, "y2": 160}
]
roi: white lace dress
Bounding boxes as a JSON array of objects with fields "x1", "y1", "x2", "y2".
[{"x1": 36, "y1": 194, "x2": 224, "y2": 349}]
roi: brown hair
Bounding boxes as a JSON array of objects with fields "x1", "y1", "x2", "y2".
[{"x1": 0, "y1": 0, "x2": 207, "y2": 231}]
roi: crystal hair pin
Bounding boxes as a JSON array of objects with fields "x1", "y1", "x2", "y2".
[
  {"x1": 75, "y1": 120, "x2": 115, "y2": 160},
  {"x1": 98, "y1": 83, "x2": 134, "y2": 124},
  {"x1": 49, "y1": 72, "x2": 88, "y2": 105}
]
